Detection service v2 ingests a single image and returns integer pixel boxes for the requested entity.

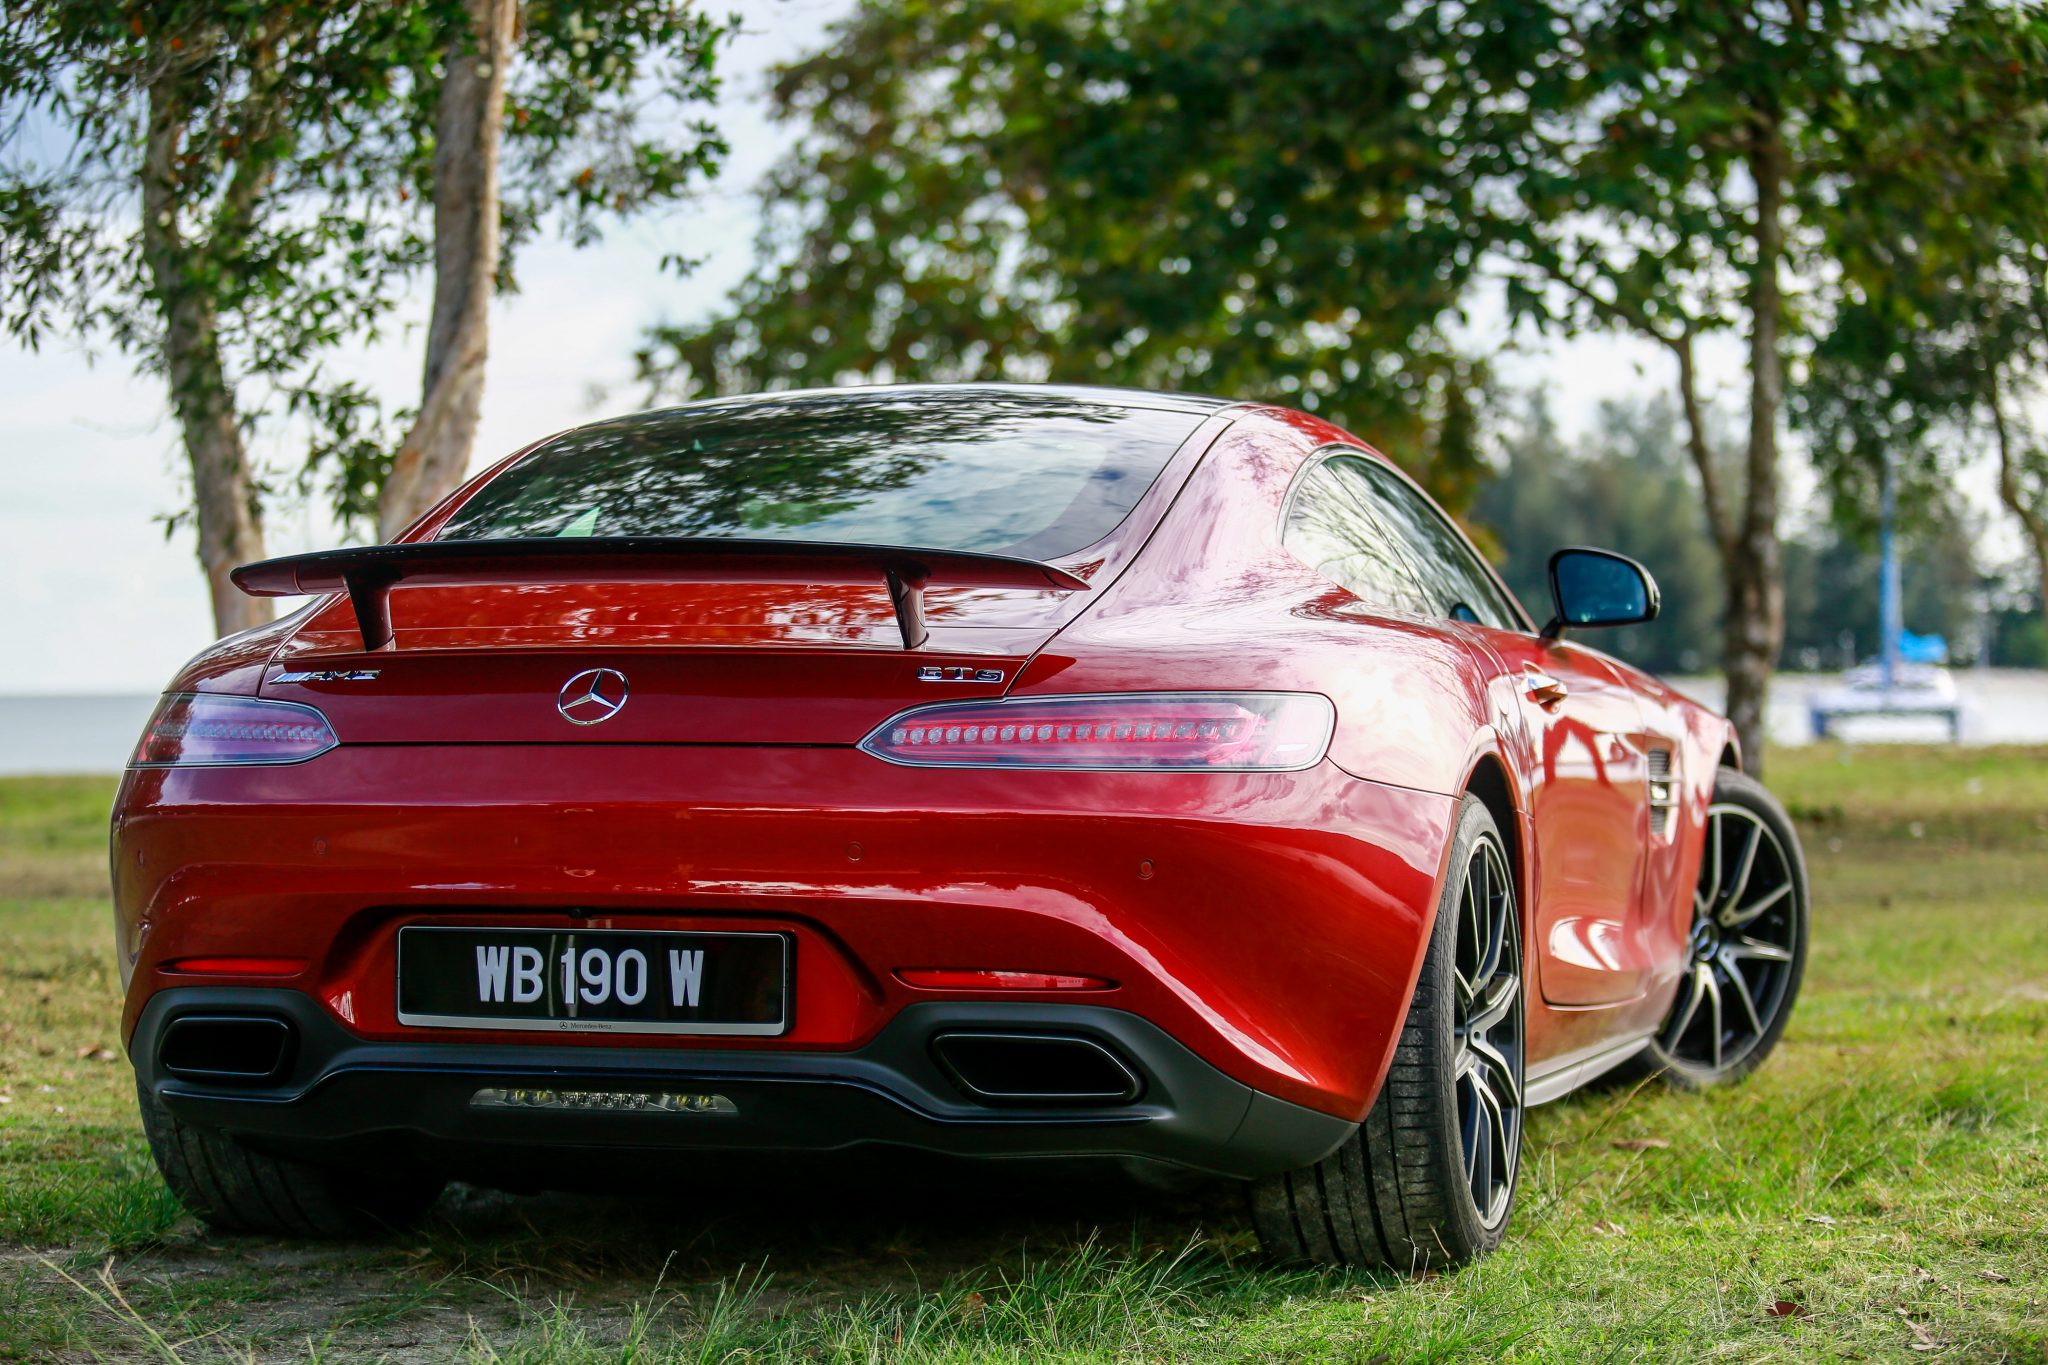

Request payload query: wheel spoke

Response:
[1470,853,1497,985]
[1722,877,1792,929]
[1481,1078,1513,1190]
[1663,962,1707,1050]
[1462,1083,1485,1187]
[1495,844,1520,971]
[1698,812,1724,916]
[1456,873,1482,1007]
[1467,971,1519,1039]
[1720,818,1763,918]
[1727,934,1793,964]
[1717,953,1765,1037]
[1470,1032,1522,1107]
[1474,1076,1507,1211]
[1703,966,1725,1071]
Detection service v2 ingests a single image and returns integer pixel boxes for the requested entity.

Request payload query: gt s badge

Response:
[270,669,381,684]
[918,666,1005,684]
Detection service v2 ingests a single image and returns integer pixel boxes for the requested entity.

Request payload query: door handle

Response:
[1523,669,1569,706]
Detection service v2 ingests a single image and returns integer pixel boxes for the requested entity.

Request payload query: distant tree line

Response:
[1476,398,2047,678]
[643,0,2048,773]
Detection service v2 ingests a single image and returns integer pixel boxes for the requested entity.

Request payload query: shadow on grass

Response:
[407,1151,1258,1297]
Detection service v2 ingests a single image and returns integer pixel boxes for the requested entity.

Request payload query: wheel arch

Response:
[1458,749,1540,929]
[1461,750,1525,910]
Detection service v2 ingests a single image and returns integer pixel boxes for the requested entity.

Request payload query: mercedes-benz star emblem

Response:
[557,668,630,726]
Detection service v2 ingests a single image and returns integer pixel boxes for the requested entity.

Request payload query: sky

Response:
[0,1,1961,698]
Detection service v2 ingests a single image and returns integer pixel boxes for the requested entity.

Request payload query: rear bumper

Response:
[113,744,1456,1121]
[133,988,1355,1181]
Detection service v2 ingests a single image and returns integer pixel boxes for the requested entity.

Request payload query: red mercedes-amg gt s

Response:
[113,384,1807,1267]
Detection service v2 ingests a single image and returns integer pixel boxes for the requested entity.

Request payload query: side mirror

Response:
[1541,547,1659,640]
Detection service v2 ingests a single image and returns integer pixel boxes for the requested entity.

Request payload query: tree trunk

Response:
[378,0,516,540]
[1989,375,2048,634]
[1724,133,1790,775]
[142,68,270,638]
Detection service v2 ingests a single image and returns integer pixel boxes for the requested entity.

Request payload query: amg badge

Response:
[917,665,1005,684]
[269,669,381,684]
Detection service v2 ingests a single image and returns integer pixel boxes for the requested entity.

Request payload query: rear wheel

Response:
[139,1082,443,1237]
[1250,795,1524,1269]
[1621,767,1807,1088]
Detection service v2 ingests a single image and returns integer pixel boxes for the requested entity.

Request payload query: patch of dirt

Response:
[4,1157,1251,1362]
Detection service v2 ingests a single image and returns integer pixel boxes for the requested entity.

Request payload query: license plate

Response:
[396,926,789,1036]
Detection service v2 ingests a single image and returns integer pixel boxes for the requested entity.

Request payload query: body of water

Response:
[0,694,157,776]
[3,672,2046,775]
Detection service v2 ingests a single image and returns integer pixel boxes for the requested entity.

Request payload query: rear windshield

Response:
[437,390,1209,559]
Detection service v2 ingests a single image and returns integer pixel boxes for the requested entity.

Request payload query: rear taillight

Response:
[859,692,1334,771]
[132,693,338,767]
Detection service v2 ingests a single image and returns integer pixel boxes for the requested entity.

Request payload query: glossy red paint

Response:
[115,746,1450,1116]
[114,385,1736,1136]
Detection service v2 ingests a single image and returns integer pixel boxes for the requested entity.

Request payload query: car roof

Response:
[551,383,1241,444]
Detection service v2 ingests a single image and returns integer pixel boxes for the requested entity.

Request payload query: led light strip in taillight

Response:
[132,693,339,767]
[859,692,1335,771]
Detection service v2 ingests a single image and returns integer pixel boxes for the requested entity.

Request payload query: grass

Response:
[1,748,2044,1362]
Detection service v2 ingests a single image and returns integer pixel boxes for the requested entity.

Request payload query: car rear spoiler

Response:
[231,537,1092,651]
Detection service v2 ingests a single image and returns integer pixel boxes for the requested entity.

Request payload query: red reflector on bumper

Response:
[164,957,307,977]
[896,968,1114,991]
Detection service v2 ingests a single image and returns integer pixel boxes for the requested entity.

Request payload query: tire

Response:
[1249,794,1524,1270]
[1614,766,1808,1090]
[138,1082,443,1237]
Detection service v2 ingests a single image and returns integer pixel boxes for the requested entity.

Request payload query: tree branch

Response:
[1673,326,1737,562]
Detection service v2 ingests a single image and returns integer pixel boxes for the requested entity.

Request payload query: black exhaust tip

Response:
[931,1031,1143,1106]
[159,1015,296,1085]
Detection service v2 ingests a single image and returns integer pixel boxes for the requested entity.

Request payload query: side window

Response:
[1345,459,1524,632]
[1283,458,1432,615]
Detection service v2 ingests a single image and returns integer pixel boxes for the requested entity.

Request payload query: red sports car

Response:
[114,384,1807,1267]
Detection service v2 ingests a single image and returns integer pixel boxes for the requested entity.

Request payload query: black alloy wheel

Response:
[1453,833,1523,1230]
[1625,767,1808,1088]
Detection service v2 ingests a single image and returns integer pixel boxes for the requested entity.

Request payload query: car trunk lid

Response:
[252,543,1083,745]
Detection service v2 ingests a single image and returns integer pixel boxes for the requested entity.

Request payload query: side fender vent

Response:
[1646,748,1677,839]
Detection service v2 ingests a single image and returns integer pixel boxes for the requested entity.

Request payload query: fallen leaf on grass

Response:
[1612,1137,1670,1151]
[1897,1308,1942,1352]
[1767,1301,1811,1319]
[1801,1214,1839,1226]
[1977,1269,2010,1284]
[75,1044,116,1062]
[1909,1266,1936,1284]
[1591,1220,1626,1236]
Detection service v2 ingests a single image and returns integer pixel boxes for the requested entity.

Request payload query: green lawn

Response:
[2,748,2044,1362]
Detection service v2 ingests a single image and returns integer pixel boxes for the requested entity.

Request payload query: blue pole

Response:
[1879,450,1902,689]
